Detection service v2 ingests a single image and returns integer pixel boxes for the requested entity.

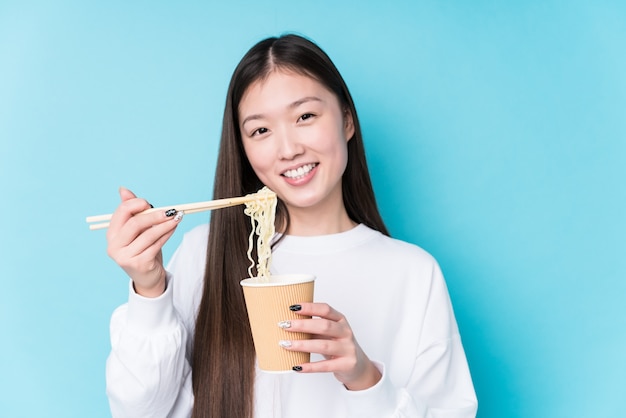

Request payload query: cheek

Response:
[323,130,350,161]
[313,120,348,152]
[243,142,273,177]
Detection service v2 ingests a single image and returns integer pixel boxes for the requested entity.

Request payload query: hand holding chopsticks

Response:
[86,195,255,230]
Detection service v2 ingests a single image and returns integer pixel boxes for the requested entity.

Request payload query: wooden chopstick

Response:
[86,195,254,230]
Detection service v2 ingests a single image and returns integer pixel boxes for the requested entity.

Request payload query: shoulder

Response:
[366,226,438,268]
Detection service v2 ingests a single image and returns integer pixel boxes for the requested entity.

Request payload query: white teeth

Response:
[283,163,316,179]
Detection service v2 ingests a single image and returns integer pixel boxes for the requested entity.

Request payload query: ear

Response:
[343,108,355,142]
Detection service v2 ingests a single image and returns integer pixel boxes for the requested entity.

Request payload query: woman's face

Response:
[239,70,354,222]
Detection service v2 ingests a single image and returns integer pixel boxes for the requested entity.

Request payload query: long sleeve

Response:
[341,259,477,418]
[105,225,208,418]
[106,278,193,417]
[341,340,477,417]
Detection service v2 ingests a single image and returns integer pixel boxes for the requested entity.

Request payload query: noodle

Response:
[243,186,277,280]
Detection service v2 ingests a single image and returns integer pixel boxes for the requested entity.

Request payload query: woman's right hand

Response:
[106,187,182,297]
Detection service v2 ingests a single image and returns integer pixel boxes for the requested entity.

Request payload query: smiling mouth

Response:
[282,163,318,180]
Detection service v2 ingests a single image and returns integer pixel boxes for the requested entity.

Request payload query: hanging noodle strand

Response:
[243,186,277,281]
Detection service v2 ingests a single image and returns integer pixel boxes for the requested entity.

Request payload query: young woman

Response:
[105,34,477,417]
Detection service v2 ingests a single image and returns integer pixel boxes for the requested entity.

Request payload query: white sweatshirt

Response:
[106,223,477,417]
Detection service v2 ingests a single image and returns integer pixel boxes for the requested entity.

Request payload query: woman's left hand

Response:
[280,302,382,391]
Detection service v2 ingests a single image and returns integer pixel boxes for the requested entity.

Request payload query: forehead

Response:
[239,70,337,115]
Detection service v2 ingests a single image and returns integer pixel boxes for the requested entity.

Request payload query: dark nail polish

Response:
[289,304,302,312]
[165,209,177,217]
[292,366,303,372]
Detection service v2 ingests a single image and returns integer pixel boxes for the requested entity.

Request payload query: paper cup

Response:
[240,274,315,372]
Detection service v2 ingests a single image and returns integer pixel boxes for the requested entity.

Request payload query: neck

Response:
[283,204,356,236]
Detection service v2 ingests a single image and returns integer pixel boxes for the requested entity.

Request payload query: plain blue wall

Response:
[1,1,624,417]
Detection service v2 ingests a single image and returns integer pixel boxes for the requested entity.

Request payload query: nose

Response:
[276,127,304,160]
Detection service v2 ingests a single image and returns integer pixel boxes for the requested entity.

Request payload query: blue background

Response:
[1,1,624,417]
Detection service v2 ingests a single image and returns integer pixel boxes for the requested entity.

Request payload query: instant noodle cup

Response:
[240,274,315,372]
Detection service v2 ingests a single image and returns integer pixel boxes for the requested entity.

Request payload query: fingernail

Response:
[165,209,177,217]
[173,210,184,222]
[278,340,292,348]
[289,304,302,312]
[292,366,303,372]
[278,320,291,329]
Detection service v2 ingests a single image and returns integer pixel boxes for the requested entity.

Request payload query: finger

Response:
[111,210,182,261]
[117,226,178,278]
[290,303,346,322]
[122,217,180,260]
[118,187,155,209]
[280,338,347,359]
[111,208,178,248]
[282,317,346,339]
[145,226,177,260]
[107,190,153,238]
[290,358,345,374]
[119,186,137,201]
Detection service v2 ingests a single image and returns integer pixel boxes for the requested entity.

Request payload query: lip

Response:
[280,162,318,186]
[280,162,317,174]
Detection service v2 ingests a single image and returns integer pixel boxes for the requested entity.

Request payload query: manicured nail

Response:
[173,210,184,222]
[278,320,291,329]
[292,366,303,372]
[289,304,302,312]
[278,340,292,348]
[165,209,177,217]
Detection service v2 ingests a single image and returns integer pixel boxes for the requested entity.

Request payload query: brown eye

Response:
[252,127,269,136]
[299,113,314,121]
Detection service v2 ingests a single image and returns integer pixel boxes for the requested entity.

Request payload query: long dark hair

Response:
[192,33,389,418]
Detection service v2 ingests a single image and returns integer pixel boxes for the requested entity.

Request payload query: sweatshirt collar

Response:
[273,224,379,255]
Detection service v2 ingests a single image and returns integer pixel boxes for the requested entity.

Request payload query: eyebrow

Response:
[241,96,323,127]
